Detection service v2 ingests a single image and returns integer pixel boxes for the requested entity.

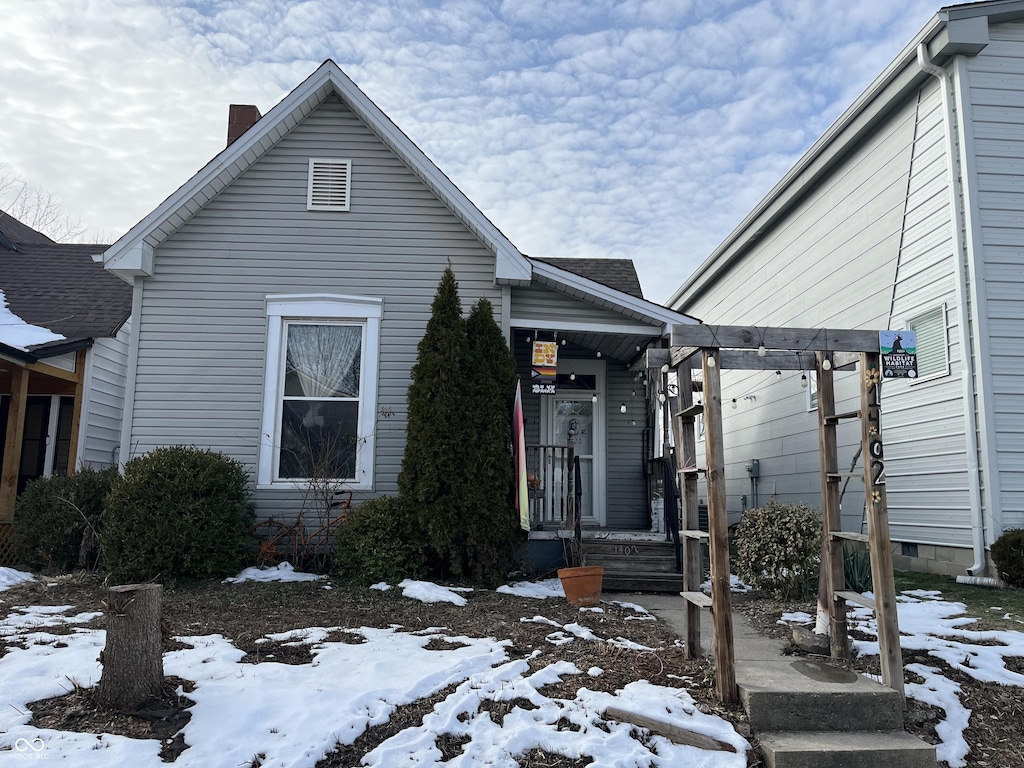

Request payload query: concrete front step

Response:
[737,658,904,732]
[758,730,937,768]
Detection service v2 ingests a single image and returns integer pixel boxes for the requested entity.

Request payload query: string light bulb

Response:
[658,392,666,404]
[800,373,809,389]
[561,338,566,345]
[775,370,782,382]
[757,344,766,357]
[706,355,716,368]
[591,394,598,404]
[596,351,602,358]
[661,363,670,374]
[569,371,576,381]
[822,357,832,371]
[731,398,738,410]
[620,403,627,414]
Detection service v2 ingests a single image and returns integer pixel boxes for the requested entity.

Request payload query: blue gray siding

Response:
[128,95,505,516]
[79,319,130,469]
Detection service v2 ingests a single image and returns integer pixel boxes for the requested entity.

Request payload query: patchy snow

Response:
[497,578,564,599]
[398,579,473,606]
[0,576,750,768]
[0,567,34,591]
[779,588,1024,768]
[0,289,65,350]
[222,562,325,584]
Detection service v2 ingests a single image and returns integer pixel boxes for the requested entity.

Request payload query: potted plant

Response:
[556,450,603,606]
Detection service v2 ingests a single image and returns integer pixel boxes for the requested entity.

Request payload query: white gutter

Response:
[916,44,987,576]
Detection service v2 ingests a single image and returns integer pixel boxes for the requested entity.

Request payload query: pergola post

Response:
[861,351,904,699]
[702,348,736,704]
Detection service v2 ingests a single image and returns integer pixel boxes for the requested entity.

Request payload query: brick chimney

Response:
[227,104,262,146]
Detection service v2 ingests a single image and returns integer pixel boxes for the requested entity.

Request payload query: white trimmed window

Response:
[907,305,949,380]
[307,159,351,211]
[259,295,381,489]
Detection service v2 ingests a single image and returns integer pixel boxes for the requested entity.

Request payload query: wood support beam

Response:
[861,351,904,702]
[1,367,29,524]
[671,324,879,353]
[702,348,736,703]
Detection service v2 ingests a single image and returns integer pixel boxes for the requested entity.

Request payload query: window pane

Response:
[279,400,359,480]
[284,324,361,398]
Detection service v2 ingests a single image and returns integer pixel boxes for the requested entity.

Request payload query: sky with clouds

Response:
[1,0,970,302]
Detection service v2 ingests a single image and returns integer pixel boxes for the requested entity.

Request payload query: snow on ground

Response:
[222,562,325,583]
[0,568,749,767]
[779,589,1024,768]
[0,567,34,591]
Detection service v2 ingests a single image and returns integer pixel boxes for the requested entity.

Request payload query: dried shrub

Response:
[734,500,821,599]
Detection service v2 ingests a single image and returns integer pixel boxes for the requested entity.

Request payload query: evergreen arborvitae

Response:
[462,298,525,586]
[398,266,469,577]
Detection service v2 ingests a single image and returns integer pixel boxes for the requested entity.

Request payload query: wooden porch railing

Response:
[525,444,572,527]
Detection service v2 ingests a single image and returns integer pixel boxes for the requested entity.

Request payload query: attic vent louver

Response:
[307,159,351,211]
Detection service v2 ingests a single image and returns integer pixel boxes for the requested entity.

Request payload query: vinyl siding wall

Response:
[128,95,505,518]
[679,94,921,532]
[79,319,130,469]
[885,82,973,548]
[967,22,1024,535]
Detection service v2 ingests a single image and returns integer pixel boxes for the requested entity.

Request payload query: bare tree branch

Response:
[0,164,87,243]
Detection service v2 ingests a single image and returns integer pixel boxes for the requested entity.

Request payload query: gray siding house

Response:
[668,0,1024,578]
[101,61,694,557]
[1,214,132,551]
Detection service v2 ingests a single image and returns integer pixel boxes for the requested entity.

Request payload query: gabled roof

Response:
[528,257,698,330]
[533,257,644,299]
[0,214,130,356]
[669,0,1024,309]
[0,209,56,250]
[102,59,533,285]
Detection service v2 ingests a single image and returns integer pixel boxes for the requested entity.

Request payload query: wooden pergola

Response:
[652,325,904,705]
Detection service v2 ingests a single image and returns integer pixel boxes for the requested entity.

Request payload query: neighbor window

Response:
[259,295,381,489]
[907,305,949,380]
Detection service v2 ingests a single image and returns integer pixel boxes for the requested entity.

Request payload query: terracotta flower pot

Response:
[557,565,604,607]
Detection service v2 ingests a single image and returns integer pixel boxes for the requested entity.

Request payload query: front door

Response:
[543,359,606,525]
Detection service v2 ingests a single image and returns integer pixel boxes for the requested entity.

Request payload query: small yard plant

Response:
[101,446,253,582]
[733,500,821,599]
[335,496,427,585]
[13,466,117,572]
[991,527,1024,587]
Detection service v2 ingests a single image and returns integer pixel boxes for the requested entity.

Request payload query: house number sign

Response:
[866,368,885,487]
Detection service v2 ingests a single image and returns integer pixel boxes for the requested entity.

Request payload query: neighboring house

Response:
[668,0,1024,578]
[100,61,695,565]
[0,213,132,554]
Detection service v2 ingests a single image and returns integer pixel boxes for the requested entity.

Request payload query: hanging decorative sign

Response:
[531,340,557,394]
[879,330,918,379]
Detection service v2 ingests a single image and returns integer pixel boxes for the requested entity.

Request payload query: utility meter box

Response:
[745,459,760,478]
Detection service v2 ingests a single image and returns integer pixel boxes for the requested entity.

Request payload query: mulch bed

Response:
[3,573,1020,766]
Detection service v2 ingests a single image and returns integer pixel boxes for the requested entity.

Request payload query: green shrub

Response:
[13,466,117,572]
[734,500,821,599]
[101,446,253,582]
[843,544,873,593]
[335,496,428,586]
[991,528,1024,587]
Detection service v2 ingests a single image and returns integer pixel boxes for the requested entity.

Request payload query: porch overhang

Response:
[510,317,665,362]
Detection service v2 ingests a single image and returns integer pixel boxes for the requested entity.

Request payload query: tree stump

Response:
[97,583,165,711]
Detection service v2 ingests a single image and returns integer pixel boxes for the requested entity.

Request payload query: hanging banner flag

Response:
[513,379,530,531]
[531,340,557,394]
[879,330,919,379]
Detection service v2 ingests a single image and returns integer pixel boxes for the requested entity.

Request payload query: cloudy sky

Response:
[2,0,964,302]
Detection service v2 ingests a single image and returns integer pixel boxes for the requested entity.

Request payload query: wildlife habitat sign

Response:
[879,330,918,379]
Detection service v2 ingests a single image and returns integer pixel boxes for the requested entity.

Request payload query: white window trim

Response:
[307,158,352,211]
[903,304,950,384]
[806,371,817,413]
[258,294,382,490]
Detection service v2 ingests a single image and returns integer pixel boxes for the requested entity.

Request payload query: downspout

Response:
[917,45,987,576]
[118,278,144,471]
